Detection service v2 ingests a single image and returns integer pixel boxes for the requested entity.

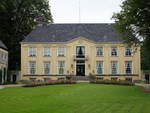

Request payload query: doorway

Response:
[76,60,85,76]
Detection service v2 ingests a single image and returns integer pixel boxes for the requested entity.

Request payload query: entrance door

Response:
[145,74,150,84]
[76,60,85,76]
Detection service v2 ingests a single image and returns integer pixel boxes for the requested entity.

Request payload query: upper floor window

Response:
[96,61,103,75]
[125,61,132,74]
[44,47,51,56]
[111,47,117,56]
[125,47,132,56]
[57,61,65,75]
[58,47,65,56]
[44,61,51,74]
[76,46,85,57]
[29,61,36,74]
[29,47,36,57]
[111,61,118,74]
[96,47,103,56]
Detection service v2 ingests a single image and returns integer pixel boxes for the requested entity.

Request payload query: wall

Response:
[21,37,141,81]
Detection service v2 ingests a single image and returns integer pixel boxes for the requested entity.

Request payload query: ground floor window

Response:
[97,77,103,80]
[29,78,36,82]
[44,78,51,82]
[44,61,51,74]
[125,78,132,82]
[111,77,118,81]
[125,61,132,74]
[57,61,65,75]
[96,61,103,75]
[111,61,118,74]
[29,61,36,74]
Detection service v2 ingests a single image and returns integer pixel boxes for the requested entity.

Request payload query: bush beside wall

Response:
[90,80,134,86]
[23,80,77,87]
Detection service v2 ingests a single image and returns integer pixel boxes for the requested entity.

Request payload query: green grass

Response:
[0,83,150,113]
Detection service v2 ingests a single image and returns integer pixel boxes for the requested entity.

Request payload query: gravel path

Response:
[0,84,24,90]
[135,83,150,92]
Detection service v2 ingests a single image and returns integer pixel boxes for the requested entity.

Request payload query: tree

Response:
[0,0,53,70]
[112,0,150,70]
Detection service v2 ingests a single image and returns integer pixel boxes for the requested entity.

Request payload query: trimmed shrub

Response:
[23,80,77,87]
[90,80,134,86]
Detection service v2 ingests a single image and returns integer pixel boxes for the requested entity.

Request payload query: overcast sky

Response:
[50,0,123,23]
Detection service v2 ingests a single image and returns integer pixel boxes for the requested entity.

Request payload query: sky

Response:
[50,0,123,23]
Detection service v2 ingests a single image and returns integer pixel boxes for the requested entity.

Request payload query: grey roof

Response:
[22,23,123,43]
[0,40,7,50]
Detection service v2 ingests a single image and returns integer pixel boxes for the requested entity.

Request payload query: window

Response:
[29,61,36,74]
[58,61,65,75]
[76,46,85,57]
[125,47,132,56]
[44,47,50,56]
[97,77,103,80]
[111,61,118,74]
[58,47,65,56]
[29,78,36,82]
[44,61,51,74]
[96,47,103,56]
[29,47,36,57]
[44,78,51,82]
[125,78,132,82]
[111,77,118,81]
[125,61,132,74]
[96,61,103,75]
[111,47,117,56]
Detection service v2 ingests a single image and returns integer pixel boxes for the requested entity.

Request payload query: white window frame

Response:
[28,47,37,57]
[111,46,118,56]
[96,47,103,56]
[43,47,51,57]
[57,47,65,57]
[96,61,103,75]
[28,61,36,75]
[125,61,132,74]
[111,61,118,74]
[125,47,132,56]
[57,61,65,75]
[43,61,51,74]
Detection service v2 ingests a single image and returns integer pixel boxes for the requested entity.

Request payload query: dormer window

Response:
[111,47,117,56]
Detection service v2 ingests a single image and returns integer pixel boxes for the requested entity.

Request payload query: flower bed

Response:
[23,80,77,87]
[90,80,134,86]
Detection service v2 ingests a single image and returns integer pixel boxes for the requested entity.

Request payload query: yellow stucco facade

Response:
[21,37,141,81]
[0,48,8,83]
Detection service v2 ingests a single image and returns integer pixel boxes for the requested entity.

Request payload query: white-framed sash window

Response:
[29,61,36,74]
[29,47,36,57]
[125,47,132,56]
[111,46,117,56]
[57,61,65,75]
[44,47,51,56]
[96,47,103,56]
[111,61,118,74]
[96,61,103,75]
[58,47,65,56]
[44,61,51,74]
[125,61,132,74]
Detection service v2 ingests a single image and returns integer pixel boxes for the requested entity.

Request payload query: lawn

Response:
[0,83,150,113]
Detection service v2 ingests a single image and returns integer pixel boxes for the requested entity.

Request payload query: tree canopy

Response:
[112,0,150,70]
[0,0,53,70]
